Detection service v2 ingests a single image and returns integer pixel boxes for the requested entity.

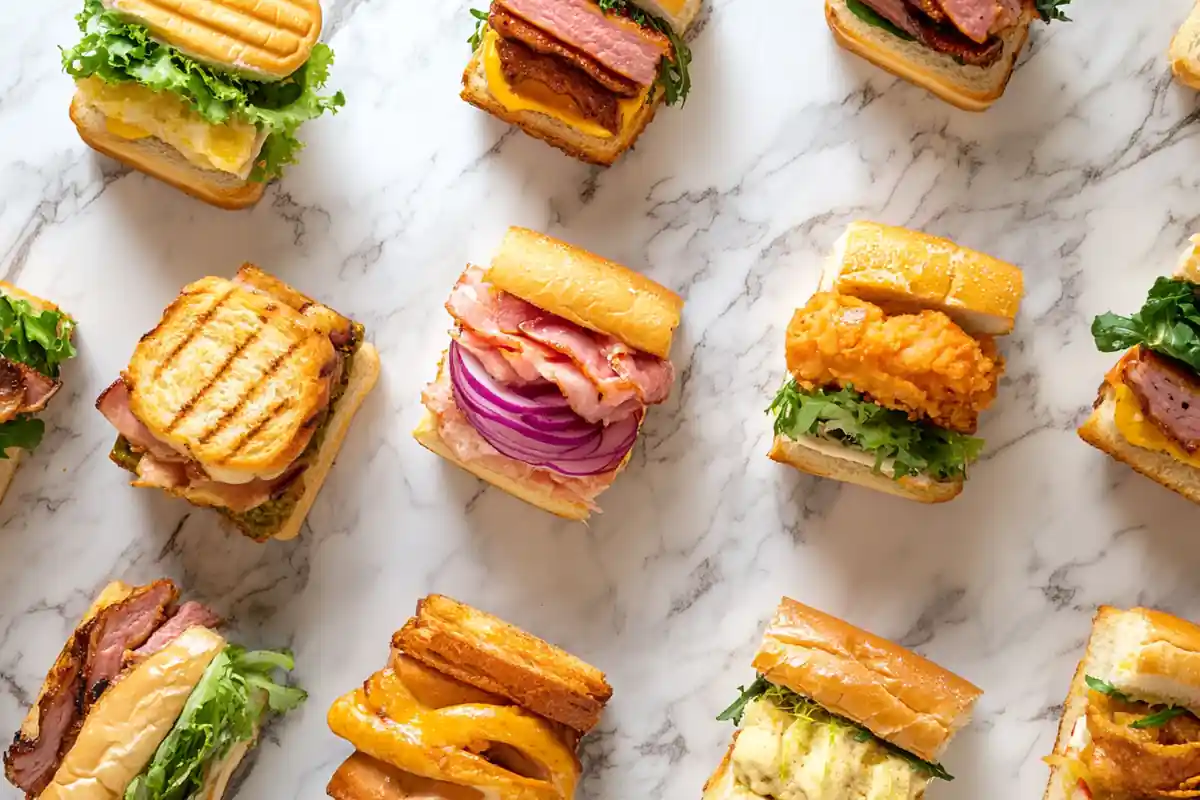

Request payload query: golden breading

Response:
[125,276,336,483]
[785,293,1001,434]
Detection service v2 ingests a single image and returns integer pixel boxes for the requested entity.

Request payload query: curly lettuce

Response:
[62,0,344,181]
[769,379,983,481]
[0,293,75,379]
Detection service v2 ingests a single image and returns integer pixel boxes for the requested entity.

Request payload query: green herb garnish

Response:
[1084,676,1132,703]
[1092,277,1200,371]
[468,8,490,52]
[845,0,915,41]
[1085,675,1192,730]
[1035,0,1072,22]
[596,0,692,106]
[715,675,769,725]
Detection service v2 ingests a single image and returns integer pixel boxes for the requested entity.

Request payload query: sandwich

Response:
[1080,235,1200,505]
[96,264,380,541]
[768,220,1024,503]
[326,593,612,800]
[3,578,304,799]
[825,0,1072,112]
[62,0,345,210]
[415,226,682,520]
[1043,606,1200,799]
[0,283,76,504]
[461,0,696,165]
[1172,2,1200,89]
[707,597,982,799]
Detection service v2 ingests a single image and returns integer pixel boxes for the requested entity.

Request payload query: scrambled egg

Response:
[76,77,263,177]
[731,698,928,800]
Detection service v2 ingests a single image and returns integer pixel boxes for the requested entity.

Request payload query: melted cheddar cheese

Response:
[481,29,650,140]
[1111,381,1200,467]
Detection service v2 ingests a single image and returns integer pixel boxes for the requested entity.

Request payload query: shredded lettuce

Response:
[124,646,306,800]
[62,0,345,181]
[0,293,75,379]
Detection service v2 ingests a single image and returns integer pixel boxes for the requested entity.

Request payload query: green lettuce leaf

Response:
[124,645,306,800]
[0,418,45,458]
[845,0,915,41]
[768,379,984,481]
[1091,278,1200,371]
[0,293,76,379]
[1035,0,1072,22]
[62,0,345,181]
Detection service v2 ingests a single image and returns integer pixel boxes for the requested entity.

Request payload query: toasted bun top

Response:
[0,282,62,315]
[40,627,226,800]
[820,221,1024,337]
[126,275,337,484]
[1085,605,1200,714]
[100,0,322,81]
[486,227,683,360]
[750,597,982,763]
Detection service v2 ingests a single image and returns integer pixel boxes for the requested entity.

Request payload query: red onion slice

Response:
[449,343,570,413]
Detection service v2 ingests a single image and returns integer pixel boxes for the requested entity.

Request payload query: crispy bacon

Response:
[0,357,61,423]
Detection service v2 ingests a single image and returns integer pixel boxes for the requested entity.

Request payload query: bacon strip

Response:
[0,357,61,423]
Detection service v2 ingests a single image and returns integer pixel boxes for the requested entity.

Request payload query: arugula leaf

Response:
[0,418,45,457]
[0,294,75,379]
[1085,675,1132,703]
[1131,706,1188,729]
[596,0,692,106]
[1035,0,1072,22]
[468,8,490,52]
[62,0,344,181]
[845,0,916,41]
[716,675,769,724]
[1091,278,1200,371]
[768,379,984,481]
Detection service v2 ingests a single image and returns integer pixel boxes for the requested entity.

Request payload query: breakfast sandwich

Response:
[96,265,380,541]
[62,0,345,209]
[4,578,304,800]
[415,226,682,520]
[0,283,76,504]
[461,0,696,165]
[768,220,1024,503]
[708,597,982,799]
[825,0,1072,111]
[1043,606,1200,799]
[326,593,613,800]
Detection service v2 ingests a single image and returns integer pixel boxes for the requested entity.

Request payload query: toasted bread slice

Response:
[700,741,738,800]
[327,752,491,800]
[1171,2,1200,90]
[394,595,612,733]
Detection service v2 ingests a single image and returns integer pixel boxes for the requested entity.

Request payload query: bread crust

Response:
[700,740,737,800]
[327,752,488,800]
[70,95,266,211]
[0,451,20,509]
[825,0,1032,112]
[751,597,982,763]
[394,594,612,734]
[1172,2,1200,90]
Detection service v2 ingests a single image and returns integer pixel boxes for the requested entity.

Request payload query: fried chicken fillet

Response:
[785,293,1002,433]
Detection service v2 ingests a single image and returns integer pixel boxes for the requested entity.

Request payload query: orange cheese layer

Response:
[1111,381,1200,467]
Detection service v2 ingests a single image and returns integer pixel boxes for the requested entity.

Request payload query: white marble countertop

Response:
[2,0,1198,797]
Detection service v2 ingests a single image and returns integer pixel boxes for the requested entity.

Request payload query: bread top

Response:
[100,0,322,81]
[393,594,613,733]
[821,221,1023,337]
[125,275,337,484]
[486,227,682,360]
[0,281,62,314]
[1086,605,1200,714]
[750,597,982,763]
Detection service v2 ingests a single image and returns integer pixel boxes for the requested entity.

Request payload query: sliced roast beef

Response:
[133,602,223,660]
[935,0,998,42]
[83,580,178,705]
[912,15,1005,66]
[3,637,86,796]
[496,37,622,133]
[859,0,922,35]
[0,356,61,423]
[1124,348,1200,454]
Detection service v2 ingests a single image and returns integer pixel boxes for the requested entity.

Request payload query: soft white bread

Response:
[631,0,699,33]
[700,742,740,800]
[70,95,266,211]
[488,227,683,359]
[40,626,227,800]
[825,0,1034,112]
[751,597,982,763]
[1171,2,1200,90]
[1174,233,1200,281]
[819,221,1024,337]
[767,434,963,504]
[197,736,254,800]
[327,752,489,799]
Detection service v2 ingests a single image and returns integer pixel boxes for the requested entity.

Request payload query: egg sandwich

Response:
[3,578,304,799]
[825,0,1071,111]
[415,226,682,520]
[62,0,344,209]
[708,597,982,799]
[768,220,1024,503]
[1043,606,1200,799]
[96,265,380,541]
[461,0,697,165]
[326,593,612,800]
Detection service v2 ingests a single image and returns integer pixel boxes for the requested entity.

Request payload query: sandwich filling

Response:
[0,288,75,460]
[63,0,344,181]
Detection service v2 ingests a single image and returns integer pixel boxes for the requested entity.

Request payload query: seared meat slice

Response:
[907,0,947,22]
[858,0,921,35]
[0,356,61,423]
[1124,348,1200,454]
[912,18,1005,67]
[132,601,223,660]
[83,580,178,705]
[495,37,622,134]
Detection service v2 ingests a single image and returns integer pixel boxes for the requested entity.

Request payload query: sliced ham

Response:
[936,0,998,43]
[133,452,303,513]
[3,652,83,796]
[133,602,222,659]
[0,356,62,423]
[860,0,922,35]
[83,580,178,705]
[96,379,184,462]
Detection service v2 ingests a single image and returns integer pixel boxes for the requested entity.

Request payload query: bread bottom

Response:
[824,0,1031,112]
[767,434,963,503]
[69,93,266,210]
[0,448,20,507]
[327,752,486,800]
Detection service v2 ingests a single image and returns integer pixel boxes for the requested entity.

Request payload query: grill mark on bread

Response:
[152,287,235,381]
[210,336,310,462]
[177,326,265,440]
[223,397,295,463]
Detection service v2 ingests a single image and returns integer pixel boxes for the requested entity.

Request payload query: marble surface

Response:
[2,0,1200,797]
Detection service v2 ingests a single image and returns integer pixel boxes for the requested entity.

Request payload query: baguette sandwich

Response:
[326,594,613,800]
[461,0,696,165]
[1081,235,1200,505]
[416,226,682,520]
[768,220,1024,503]
[96,264,380,541]
[708,597,982,799]
[1043,606,1200,799]
[825,0,1072,111]
[0,283,76,505]
[1171,2,1200,89]
[62,0,345,209]
[3,578,304,799]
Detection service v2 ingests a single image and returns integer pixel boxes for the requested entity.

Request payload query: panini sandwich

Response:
[97,265,380,541]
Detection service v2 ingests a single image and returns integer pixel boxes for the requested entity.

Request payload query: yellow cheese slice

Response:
[104,118,152,140]
[1112,382,1200,467]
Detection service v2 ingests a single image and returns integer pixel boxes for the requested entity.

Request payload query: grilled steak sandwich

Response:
[462,0,696,165]
[62,0,344,209]
[825,0,1072,111]
[97,265,380,541]
[708,597,982,800]
[3,579,304,800]
[326,594,612,800]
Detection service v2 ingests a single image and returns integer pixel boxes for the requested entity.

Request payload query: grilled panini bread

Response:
[825,0,1034,112]
[1172,1,1200,90]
